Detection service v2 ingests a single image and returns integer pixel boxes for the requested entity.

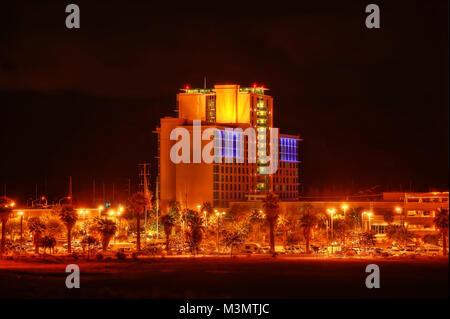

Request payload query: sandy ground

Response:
[0,255,448,299]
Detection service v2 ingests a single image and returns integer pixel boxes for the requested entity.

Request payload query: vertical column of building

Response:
[256,95,270,192]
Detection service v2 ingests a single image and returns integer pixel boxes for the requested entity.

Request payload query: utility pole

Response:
[128,178,131,199]
[93,179,96,205]
[139,163,151,228]
[156,176,159,239]
[35,183,38,200]
[68,176,73,204]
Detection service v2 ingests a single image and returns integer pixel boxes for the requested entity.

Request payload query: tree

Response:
[45,219,64,238]
[161,213,175,251]
[41,236,56,255]
[93,217,117,251]
[0,197,14,254]
[27,217,46,254]
[386,226,413,246]
[58,205,78,254]
[298,204,319,253]
[222,229,245,257]
[262,193,279,253]
[348,207,364,230]
[359,231,376,249]
[434,209,449,256]
[249,209,265,243]
[185,211,204,255]
[81,235,98,258]
[130,192,150,251]
[201,201,213,220]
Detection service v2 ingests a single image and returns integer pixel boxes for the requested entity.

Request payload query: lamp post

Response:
[327,208,335,253]
[58,196,71,205]
[98,205,104,218]
[18,211,24,251]
[362,211,373,232]
[342,204,348,247]
[216,211,226,254]
[216,212,220,253]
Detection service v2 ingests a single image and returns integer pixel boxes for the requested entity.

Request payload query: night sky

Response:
[1,1,448,205]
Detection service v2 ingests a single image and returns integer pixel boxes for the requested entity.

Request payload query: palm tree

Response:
[27,217,46,254]
[94,217,117,251]
[41,236,56,255]
[0,197,14,254]
[434,209,449,256]
[161,213,175,251]
[262,193,279,253]
[130,192,150,251]
[186,211,204,255]
[298,204,319,253]
[58,205,78,254]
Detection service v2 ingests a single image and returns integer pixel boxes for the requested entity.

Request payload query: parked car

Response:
[239,243,261,254]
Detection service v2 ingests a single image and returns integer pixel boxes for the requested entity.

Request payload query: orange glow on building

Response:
[155,83,301,211]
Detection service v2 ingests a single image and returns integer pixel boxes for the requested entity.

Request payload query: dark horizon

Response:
[1,1,448,205]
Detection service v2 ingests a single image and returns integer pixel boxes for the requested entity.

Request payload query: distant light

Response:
[185,84,190,90]
[41,196,45,201]
[10,201,15,207]
[18,211,24,216]
[252,83,257,88]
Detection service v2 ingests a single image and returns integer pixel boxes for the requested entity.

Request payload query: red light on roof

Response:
[260,84,264,88]
[252,83,257,88]
[184,84,190,90]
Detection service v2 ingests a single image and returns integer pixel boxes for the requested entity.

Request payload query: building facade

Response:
[155,84,302,211]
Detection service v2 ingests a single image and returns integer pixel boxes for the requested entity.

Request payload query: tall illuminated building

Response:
[155,84,302,211]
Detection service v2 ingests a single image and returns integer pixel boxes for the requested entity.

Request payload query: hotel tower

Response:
[155,84,302,211]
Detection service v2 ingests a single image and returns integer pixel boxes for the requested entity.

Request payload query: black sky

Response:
[1,0,448,205]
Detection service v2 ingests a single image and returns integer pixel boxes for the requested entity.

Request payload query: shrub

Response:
[116,252,127,260]
[95,253,104,260]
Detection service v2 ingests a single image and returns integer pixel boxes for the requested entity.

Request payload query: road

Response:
[0,255,448,298]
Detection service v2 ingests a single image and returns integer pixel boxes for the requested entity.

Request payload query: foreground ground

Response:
[0,255,448,299]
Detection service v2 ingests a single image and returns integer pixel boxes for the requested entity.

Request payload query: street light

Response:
[327,208,335,253]
[17,211,24,251]
[341,204,348,246]
[203,210,207,229]
[367,212,373,231]
[216,212,220,253]
[197,205,201,212]
[215,212,226,254]
[58,196,71,205]
[362,211,373,232]
[98,205,104,217]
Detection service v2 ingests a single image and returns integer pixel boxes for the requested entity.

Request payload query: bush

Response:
[115,252,127,260]
[95,253,104,260]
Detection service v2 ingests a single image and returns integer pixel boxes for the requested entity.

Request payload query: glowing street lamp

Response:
[341,204,348,246]
[17,211,24,250]
[367,212,373,231]
[327,208,336,251]
[98,205,104,217]
[197,205,201,212]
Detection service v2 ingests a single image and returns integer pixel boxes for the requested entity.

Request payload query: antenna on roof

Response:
[204,76,207,89]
